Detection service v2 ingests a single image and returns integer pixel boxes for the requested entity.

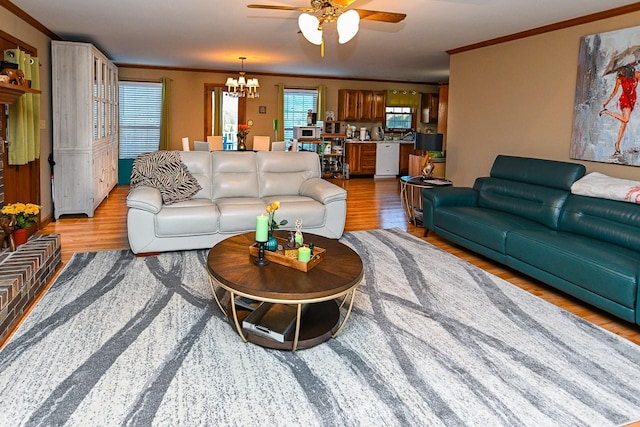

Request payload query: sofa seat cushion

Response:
[216,198,267,232]
[262,196,326,227]
[155,199,219,237]
[435,206,549,253]
[507,230,639,309]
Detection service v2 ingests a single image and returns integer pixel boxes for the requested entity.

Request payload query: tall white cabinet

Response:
[52,41,118,219]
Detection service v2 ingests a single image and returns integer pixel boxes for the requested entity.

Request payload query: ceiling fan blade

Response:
[247,4,311,12]
[355,9,407,23]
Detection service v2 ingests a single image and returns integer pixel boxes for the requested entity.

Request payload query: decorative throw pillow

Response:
[131,151,202,204]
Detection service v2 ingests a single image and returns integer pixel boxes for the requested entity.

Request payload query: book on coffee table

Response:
[242,303,307,343]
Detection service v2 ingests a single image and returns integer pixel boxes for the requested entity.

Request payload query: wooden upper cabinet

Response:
[420,93,439,124]
[371,91,386,121]
[359,90,374,121]
[338,89,387,122]
[339,89,360,121]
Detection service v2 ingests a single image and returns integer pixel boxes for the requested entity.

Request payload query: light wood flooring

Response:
[5,177,640,348]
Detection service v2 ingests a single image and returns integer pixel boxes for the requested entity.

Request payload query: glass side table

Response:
[400,176,452,226]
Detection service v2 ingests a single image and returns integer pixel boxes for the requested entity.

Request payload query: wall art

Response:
[571,25,640,166]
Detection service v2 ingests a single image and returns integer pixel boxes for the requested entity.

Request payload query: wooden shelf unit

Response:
[0,82,40,104]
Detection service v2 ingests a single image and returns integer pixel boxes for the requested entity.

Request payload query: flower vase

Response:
[13,228,29,246]
[238,136,247,151]
[265,231,278,252]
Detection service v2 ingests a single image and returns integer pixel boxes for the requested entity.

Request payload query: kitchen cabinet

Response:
[371,91,386,122]
[52,41,119,219]
[338,90,386,122]
[420,93,439,124]
[399,142,416,176]
[345,142,376,176]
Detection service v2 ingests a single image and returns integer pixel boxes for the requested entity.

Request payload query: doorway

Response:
[0,30,40,209]
[205,84,246,149]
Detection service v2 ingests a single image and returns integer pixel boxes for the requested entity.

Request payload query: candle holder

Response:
[253,241,270,267]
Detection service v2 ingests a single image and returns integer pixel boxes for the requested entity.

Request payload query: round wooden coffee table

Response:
[207,231,363,351]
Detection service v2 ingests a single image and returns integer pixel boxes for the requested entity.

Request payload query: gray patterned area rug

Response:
[2,229,640,426]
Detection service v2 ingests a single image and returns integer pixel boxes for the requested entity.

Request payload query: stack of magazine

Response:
[238,297,307,343]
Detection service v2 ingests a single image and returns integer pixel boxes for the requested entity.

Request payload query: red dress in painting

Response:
[618,76,638,110]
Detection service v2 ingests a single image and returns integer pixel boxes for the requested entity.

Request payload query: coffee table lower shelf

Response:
[229,300,340,351]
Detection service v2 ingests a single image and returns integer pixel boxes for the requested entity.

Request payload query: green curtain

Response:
[159,77,171,151]
[4,49,40,164]
[276,83,284,141]
[316,84,326,123]
[386,89,420,108]
[212,86,223,136]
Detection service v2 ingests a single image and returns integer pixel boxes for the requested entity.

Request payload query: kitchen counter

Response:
[344,139,414,144]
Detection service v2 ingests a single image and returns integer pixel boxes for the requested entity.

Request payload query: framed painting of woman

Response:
[571,25,640,166]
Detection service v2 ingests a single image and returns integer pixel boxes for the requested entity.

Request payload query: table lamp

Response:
[415,133,443,179]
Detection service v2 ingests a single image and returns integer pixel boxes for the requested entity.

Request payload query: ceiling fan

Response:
[247,1,406,55]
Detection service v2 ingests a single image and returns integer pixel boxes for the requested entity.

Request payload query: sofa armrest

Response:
[422,187,479,207]
[126,186,163,214]
[422,187,479,231]
[299,178,347,204]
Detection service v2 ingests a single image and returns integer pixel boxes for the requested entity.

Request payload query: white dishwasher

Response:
[375,142,400,178]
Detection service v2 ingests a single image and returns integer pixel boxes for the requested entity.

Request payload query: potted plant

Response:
[237,123,251,151]
[1,202,40,246]
[264,201,288,251]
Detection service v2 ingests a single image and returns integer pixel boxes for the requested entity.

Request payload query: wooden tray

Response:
[249,237,325,272]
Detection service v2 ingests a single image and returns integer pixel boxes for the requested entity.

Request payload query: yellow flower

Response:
[1,202,40,229]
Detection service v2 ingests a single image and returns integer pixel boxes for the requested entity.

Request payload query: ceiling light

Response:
[225,57,260,98]
[337,9,360,44]
[298,13,323,45]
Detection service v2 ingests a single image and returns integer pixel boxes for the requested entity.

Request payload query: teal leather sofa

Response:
[422,155,640,325]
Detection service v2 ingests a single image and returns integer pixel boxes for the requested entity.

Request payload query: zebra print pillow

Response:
[130,151,202,204]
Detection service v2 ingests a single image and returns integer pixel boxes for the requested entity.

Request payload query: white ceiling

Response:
[9,0,640,83]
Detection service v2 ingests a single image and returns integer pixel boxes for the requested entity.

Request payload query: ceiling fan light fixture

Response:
[298,13,323,45]
[337,9,359,44]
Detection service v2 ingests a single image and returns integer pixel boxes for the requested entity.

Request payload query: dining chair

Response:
[253,135,271,151]
[271,141,286,151]
[207,135,224,151]
[194,141,210,151]
[181,137,190,151]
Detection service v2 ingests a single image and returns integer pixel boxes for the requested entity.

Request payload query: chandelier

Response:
[225,57,260,98]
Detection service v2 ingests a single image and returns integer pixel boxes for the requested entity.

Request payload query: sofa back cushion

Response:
[474,178,572,229]
[473,156,586,229]
[257,151,321,197]
[211,152,259,199]
[178,151,211,199]
[490,155,586,191]
[560,194,640,253]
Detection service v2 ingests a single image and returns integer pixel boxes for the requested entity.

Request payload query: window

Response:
[284,88,318,141]
[385,106,413,130]
[119,81,162,159]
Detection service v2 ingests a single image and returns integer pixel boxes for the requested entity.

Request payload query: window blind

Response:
[119,81,162,159]
[284,88,318,141]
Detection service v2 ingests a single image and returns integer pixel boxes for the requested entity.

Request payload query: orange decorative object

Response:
[13,228,28,246]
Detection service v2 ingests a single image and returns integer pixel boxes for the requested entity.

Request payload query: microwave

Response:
[293,126,321,139]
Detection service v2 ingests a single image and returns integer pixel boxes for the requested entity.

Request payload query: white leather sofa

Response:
[126,151,347,254]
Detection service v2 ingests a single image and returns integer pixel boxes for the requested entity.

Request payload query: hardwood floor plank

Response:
[3,177,639,349]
